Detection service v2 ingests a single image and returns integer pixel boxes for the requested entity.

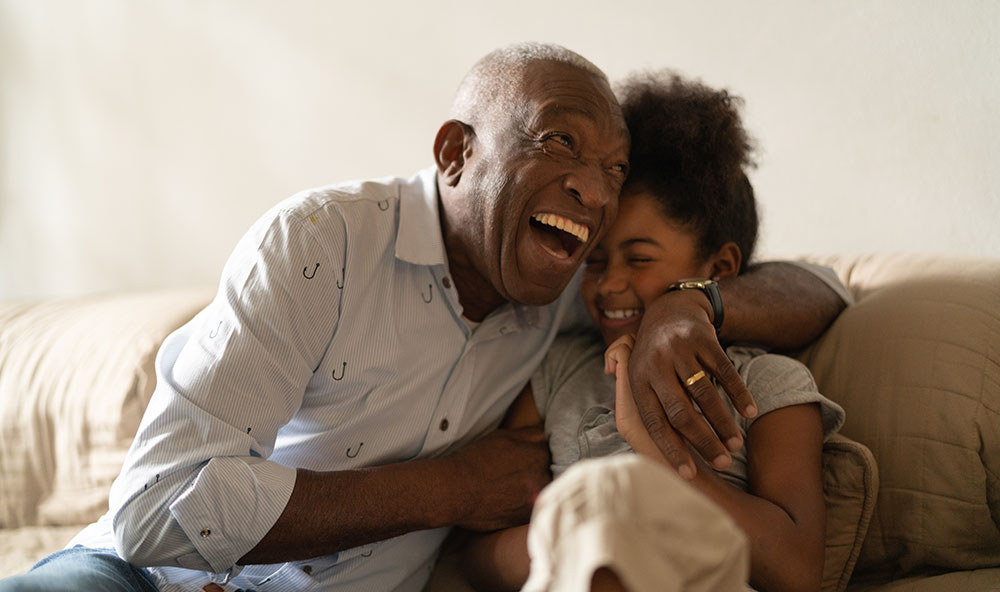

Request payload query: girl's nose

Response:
[597,266,628,296]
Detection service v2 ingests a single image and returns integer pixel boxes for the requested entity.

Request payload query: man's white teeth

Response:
[532,213,589,243]
[603,308,641,320]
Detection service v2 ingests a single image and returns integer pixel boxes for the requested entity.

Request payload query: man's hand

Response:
[627,290,757,478]
[445,425,551,531]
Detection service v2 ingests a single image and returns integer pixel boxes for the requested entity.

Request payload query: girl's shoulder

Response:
[725,346,845,439]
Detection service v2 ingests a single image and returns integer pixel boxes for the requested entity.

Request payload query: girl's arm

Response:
[462,384,541,591]
[607,337,826,592]
[688,406,825,592]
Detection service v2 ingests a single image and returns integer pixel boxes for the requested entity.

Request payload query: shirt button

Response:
[439,418,449,431]
[200,528,211,537]
[302,565,313,575]
[442,277,452,289]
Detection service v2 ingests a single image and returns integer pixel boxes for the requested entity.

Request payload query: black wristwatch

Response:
[666,278,724,333]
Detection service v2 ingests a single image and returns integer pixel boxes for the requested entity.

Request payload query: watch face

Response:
[669,279,723,330]
[674,279,715,290]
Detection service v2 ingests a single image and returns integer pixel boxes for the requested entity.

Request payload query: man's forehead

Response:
[521,62,613,105]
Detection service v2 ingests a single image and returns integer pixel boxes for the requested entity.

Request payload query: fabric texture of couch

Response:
[0,254,997,590]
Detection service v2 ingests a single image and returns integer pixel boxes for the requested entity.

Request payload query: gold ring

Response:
[684,370,707,387]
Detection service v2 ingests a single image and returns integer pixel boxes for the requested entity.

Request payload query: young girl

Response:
[464,71,845,592]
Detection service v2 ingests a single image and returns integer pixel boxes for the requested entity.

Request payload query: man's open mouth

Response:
[529,213,589,259]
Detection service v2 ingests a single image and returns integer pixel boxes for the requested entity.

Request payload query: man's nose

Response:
[563,162,613,209]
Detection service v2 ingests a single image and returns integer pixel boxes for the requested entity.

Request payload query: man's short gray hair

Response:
[451,42,609,127]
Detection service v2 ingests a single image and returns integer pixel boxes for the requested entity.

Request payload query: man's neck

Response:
[437,188,505,323]
[448,259,505,323]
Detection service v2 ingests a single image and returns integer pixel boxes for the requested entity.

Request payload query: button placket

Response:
[429,267,471,338]
[419,344,475,456]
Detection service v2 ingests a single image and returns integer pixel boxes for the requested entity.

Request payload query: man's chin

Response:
[503,274,571,307]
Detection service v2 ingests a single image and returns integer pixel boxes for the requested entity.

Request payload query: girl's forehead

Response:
[616,191,674,228]
[600,191,697,249]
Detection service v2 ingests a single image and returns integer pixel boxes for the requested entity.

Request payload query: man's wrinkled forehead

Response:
[520,61,614,106]
[520,63,627,133]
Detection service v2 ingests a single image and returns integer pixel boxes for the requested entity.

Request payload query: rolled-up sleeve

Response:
[110,201,345,573]
[786,260,854,306]
[168,457,297,573]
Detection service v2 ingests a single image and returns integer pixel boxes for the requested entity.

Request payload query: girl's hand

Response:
[605,335,664,463]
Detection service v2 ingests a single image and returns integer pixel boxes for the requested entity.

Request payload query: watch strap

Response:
[666,278,724,332]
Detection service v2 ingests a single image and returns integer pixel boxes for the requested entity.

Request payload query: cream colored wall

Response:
[1,0,998,299]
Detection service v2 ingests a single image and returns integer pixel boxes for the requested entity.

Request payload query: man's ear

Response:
[434,120,474,188]
[709,242,742,280]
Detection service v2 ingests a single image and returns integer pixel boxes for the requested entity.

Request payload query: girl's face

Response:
[581,189,714,345]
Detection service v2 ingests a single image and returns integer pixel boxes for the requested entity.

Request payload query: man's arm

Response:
[458,385,543,591]
[113,210,338,571]
[626,261,847,475]
[718,261,847,349]
[240,426,549,564]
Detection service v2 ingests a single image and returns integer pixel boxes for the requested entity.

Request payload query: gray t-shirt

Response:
[530,331,845,486]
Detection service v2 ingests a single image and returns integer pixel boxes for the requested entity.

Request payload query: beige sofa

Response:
[1,254,998,590]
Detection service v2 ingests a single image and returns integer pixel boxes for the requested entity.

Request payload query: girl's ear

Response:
[709,242,742,280]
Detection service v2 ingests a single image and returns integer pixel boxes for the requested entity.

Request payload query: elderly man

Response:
[0,43,844,592]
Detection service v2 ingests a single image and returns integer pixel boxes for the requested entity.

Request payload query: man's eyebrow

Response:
[530,105,630,150]
[531,103,603,126]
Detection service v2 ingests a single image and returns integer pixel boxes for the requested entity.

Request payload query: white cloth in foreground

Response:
[523,455,750,592]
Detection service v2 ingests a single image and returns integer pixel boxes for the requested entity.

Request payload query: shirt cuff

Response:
[786,260,855,306]
[169,456,297,574]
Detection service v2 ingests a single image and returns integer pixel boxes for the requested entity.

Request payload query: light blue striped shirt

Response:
[71,167,584,592]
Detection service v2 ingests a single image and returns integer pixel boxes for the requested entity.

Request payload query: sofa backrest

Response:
[0,289,212,528]
[799,254,1000,580]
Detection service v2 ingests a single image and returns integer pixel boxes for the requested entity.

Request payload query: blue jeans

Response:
[0,546,158,592]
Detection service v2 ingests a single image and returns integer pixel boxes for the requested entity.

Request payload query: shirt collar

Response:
[395,166,448,267]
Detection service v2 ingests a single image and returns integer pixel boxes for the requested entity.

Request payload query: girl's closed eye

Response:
[627,255,654,266]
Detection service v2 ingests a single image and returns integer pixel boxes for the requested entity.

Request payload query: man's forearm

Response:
[717,261,846,350]
[239,458,461,564]
[240,425,550,565]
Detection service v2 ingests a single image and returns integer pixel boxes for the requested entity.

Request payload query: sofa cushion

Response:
[822,433,879,592]
[0,289,211,528]
[846,567,1000,592]
[799,254,1000,579]
[0,525,82,577]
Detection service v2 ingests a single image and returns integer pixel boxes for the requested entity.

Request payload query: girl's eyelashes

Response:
[626,252,655,264]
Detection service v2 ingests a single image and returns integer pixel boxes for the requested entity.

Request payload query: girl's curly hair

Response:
[617,71,759,270]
